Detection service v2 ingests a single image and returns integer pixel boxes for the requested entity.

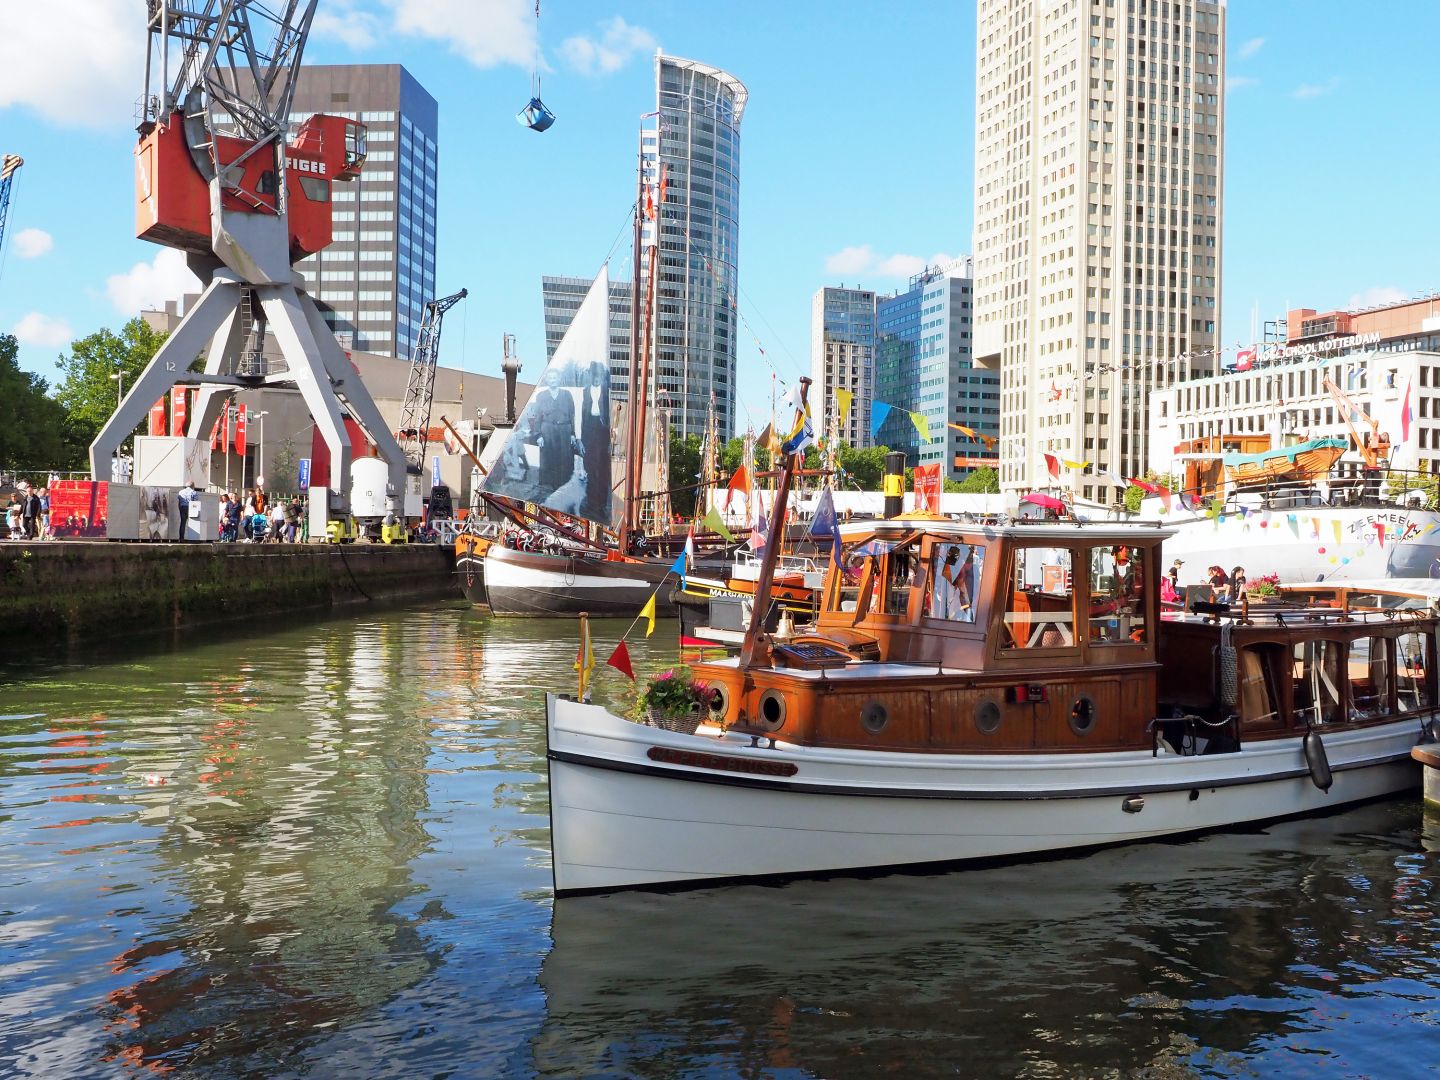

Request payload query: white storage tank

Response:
[349,457,391,518]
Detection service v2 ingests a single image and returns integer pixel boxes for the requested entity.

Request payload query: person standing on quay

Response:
[21,483,40,541]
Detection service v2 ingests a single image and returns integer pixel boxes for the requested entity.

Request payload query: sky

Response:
[1,0,1438,437]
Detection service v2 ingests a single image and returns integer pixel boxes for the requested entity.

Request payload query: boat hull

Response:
[454,533,489,605]
[546,695,1422,895]
[485,544,680,618]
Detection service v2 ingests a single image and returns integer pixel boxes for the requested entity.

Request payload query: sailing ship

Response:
[543,386,1435,895]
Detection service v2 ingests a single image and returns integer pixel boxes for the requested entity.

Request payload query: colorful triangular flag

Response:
[909,411,930,443]
[702,505,736,542]
[836,388,853,429]
[639,594,657,638]
[606,640,634,680]
[871,401,892,442]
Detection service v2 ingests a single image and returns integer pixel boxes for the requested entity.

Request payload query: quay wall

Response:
[0,542,457,648]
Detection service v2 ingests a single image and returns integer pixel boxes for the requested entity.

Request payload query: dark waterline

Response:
[1,601,1436,1078]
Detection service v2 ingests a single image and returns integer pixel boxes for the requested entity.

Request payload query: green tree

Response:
[0,334,71,473]
[956,465,1000,493]
[52,317,169,459]
[668,432,702,517]
[837,445,890,490]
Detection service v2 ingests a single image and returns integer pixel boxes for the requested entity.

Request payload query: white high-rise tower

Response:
[973,0,1225,499]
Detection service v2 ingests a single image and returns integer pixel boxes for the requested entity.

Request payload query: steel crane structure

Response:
[397,289,468,470]
[1323,375,1392,470]
[0,154,23,259]
[89,0,407,518]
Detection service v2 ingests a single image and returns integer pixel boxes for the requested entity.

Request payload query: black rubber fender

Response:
[1303,729,1333,793]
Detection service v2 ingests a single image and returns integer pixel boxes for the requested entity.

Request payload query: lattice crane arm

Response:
[397,289,470,470]
[0,155,23,261]
[1322,375,1390,469]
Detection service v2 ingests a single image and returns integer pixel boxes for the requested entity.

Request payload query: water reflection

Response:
[537,801,1439,1078]
[1,606,1436,1078]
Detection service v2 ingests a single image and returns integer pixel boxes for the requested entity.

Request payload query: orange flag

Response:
[725,465,750,509]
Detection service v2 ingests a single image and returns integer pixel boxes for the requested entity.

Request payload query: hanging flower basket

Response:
[638,668,709,734]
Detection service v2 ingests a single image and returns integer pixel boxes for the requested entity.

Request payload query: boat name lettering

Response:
[1346,513,1422,542]
[647,747,798,777]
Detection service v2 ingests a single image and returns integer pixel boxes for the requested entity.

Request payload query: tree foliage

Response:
[956,465,1000,493]
[0,334,71,473]
[52,317,169,457]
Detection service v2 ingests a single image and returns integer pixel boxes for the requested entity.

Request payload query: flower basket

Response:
[637,667,709,735]
[648,707,704,735]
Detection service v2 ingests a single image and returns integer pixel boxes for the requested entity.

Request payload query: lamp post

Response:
[109,369,124,408]
[252,410,269,490]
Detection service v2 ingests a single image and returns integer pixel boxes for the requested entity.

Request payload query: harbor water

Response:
[1,602,1437,1078]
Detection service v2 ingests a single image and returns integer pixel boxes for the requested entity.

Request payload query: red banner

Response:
[49,480,109,538]
[913,463,942,512]
[211,415,222,451]
[148,398,168,436]
[171,386,187,437]
[234,404,247,456]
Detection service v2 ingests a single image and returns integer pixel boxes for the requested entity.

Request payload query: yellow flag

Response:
[640,593,657,638]
[1061,458,1090,470]
[836,388,853,428]
[909,411,930,443]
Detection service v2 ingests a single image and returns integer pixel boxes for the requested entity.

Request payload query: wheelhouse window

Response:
[1004,547,1075,649]
[1293,639,1344,725]
[1237,644,1287,730]
[1087,544,1147,645]
[924,542,984,623]
[1349,637,1393,719]
[881,537,923,616]
[1397,631,1431,712]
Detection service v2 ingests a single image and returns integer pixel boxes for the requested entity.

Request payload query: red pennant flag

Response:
[1375,523,1386,547]
[725,465,750,509]
[1043,453,1059,480]
[148,398,168,436]
[1157,483,1173,513]
[606,640,635,681]
[210,416,222,450]
[171,386,188,437]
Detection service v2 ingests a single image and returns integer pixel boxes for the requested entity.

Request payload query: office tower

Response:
[288,65,439,359]
[541,276,635,394]
[972,0,1225,498]
[647,54,748,439]
[876,259,997,479]
[812,287,876,447]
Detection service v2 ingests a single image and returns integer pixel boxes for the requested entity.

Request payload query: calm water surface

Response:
[1,602,1437,1078]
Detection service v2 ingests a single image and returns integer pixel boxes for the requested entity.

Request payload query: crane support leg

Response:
[184,300,247,442]
[300,292,409,504]
[89,277,234,478]
[258,286,356,513]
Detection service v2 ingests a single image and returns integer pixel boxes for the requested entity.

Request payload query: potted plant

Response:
[638,667,710,734]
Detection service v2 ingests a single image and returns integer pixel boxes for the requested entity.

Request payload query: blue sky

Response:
[1,1,1437,436]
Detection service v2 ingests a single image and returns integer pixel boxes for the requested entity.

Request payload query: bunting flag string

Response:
[908,411,930,443]
[947,423,997,449]
[870,401,893,442]
[836,388,853,429]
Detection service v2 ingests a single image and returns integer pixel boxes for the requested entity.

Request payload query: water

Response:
[1,602,1437,1078]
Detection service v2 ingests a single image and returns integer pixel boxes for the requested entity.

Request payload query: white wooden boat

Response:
[546,516,1436,895]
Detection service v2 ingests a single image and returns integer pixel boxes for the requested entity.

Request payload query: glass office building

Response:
[289,65,439,359]
[811,287,877,448]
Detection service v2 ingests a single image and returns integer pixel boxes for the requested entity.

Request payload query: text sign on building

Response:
[298,457,311,491]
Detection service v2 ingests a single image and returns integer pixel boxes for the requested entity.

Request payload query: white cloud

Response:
[1293,77,1340,100]
[1226,75,1259,93]
[1347,286,1408,311]
[559,17,658,76]
[1238,37,1265,60]
[386,0,535,69]
[0,0,141,129]
[313,1,384,50]
[824,245,955,280]
[12,312,73,349]
[106,249,202,316]
[13,228,53,259]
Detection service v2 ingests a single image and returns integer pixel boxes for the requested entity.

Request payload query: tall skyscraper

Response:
[972,0,1225,498]
[287,65,439,359]
[876,259,997,479]
[648,55,747,439]
[812,286,876,447]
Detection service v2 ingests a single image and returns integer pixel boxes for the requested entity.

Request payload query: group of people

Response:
[3,483,48,541]
[1206,564,1247,603]
[215,487,305,543]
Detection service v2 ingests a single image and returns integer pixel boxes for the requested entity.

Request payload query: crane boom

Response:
[398,289,470,469]
[0,155,23,261]
[1323,375,1390,470]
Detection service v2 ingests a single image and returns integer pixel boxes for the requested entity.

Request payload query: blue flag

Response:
[871,401,892,442]
[670,551,687,581]
[809,487,837,538]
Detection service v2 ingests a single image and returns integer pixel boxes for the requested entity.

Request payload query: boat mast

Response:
[620,124,646,553]
[740,376,812,669]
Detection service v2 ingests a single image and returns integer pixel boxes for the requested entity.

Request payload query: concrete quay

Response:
[0,541,457,648]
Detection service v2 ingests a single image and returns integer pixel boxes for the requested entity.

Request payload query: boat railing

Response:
[1199,466,1440,513]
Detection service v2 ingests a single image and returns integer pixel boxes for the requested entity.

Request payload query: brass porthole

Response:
[758,690,787,732]
[860,700,890,735]
[1070,695,1098,737]
[707,683,730,719]
[975,698,1003,736]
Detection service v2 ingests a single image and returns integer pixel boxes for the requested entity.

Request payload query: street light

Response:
[252,410,269,489]
[109,370,124,408]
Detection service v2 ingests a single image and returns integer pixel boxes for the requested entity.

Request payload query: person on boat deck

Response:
[1208,565,1230,602]
[579,360,611,522]
[533,367,578,494]
[1231,566,1247,600]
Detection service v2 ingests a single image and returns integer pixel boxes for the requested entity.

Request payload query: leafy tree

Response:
[0,334,71,473]
[668,432,703,517]
[52,317,169,458]
[956,465,1000,494]
[837,445,890,490]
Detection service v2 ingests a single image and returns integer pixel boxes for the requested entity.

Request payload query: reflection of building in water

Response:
[536,802,1435,1078]
[100,620,447,1073]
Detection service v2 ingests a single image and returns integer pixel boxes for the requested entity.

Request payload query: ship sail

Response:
[481,268,616,528]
